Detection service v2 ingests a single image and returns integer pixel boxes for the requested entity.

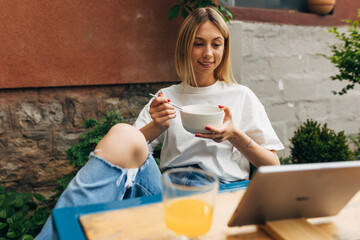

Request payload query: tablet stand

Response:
[260,218,335,240]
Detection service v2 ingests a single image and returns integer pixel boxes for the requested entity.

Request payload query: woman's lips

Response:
[198,61,214,68]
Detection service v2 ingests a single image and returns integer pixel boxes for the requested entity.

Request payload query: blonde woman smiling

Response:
[135,7,283,182]
[36,7,283,240]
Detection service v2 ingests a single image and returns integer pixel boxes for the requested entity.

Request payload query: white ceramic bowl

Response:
[180,105,224,134]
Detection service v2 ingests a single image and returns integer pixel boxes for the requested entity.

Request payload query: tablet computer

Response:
[228,161,360,227]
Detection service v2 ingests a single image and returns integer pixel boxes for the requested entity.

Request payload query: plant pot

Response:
[307,0,336,15]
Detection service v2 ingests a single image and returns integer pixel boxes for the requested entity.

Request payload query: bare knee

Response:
[94,123,149,168]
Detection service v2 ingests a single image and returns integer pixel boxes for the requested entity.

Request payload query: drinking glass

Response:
[162,168,219,239]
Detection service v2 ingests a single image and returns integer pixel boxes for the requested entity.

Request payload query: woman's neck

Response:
[192,73,216,87]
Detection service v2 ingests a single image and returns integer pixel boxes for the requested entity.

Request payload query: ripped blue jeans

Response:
[35,148,162,240]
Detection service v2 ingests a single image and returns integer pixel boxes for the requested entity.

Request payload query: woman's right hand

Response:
[149,92,176,131]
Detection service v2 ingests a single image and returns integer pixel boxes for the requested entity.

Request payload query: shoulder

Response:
[218,81,258,98]
[159,82,183,93]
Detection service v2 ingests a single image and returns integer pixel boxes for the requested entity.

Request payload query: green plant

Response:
[321,9,360,95]
[348,129,360,159]
[52,111,124,199]
[0,185,49,240]
[279,156,292,165]
[153,144,162,168]
[290,119,353,163]
[66,111,124,168]
[169,0,234,23]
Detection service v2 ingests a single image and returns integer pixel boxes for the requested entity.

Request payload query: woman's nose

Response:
[203,45,212,58]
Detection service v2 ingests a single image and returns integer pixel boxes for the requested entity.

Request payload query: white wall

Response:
[229,21,360,157]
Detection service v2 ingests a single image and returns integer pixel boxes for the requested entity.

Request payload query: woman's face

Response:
[191,20,225,85]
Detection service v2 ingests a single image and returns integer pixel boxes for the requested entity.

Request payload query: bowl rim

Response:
[180,105,223,115]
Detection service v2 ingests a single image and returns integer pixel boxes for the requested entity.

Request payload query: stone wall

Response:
[1,21,360,194]
[0,83,172,194]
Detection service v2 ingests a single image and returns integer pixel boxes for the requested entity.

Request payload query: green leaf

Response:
[21,235,34,240]
[6,230,19,238]
[184,5,192,13]
[181,7,189,19]
[0,222,7,230]
[83,118,98,129]
[0,208,6,218]
[223,7,234,19]
[344,19,352,24]
[13,198,24,208]
[22,193,32,203]
[353,20,358,28]
[6,192,17,205]
[19,205,29,217]
[6,220,30,238]
[0,207,14,219]
[32,208,49,226]
[0,185,4,194]
[223,15,230,23]
[7,212,25,225]
[169,4,181,19]
[32,193,45,202]
[14,193,31,208]
[218,4,225,12]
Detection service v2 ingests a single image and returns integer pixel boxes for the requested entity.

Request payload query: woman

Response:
[36,7,283,239]
[135,7,283,182]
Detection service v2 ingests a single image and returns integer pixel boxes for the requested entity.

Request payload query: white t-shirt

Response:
[133,81,284,181]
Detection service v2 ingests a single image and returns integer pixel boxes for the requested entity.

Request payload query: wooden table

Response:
[52,181,248,240]
[76,187,360,240]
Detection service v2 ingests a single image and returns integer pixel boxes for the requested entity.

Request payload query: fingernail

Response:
[159,92,163,96]
[168,99,171,102]
[205,127,210,130]
[195,134,200,137]
[218,105,224,108]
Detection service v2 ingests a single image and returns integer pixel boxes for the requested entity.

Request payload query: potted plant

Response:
[307,0,336,15]
[289,119,353,164]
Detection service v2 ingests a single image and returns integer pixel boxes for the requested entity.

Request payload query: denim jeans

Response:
[35,149,238,239]
[35,148,162,240]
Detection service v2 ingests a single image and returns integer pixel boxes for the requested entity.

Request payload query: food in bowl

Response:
[180,105,224,134]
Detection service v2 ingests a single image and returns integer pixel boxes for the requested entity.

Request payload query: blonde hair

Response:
[174,7,236,86]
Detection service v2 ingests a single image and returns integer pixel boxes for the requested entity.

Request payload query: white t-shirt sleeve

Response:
[240,88,284,151]
[133,103,151,129]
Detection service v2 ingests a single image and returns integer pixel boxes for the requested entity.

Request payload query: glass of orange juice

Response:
[162,168,219,239]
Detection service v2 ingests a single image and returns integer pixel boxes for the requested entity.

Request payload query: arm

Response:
[196,105,280,168]
[226,127,280,167]
[140,92,176,143]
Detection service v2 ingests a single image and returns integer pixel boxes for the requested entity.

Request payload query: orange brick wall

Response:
[0,0,181,89]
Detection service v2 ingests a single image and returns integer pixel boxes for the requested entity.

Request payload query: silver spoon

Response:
[149,93,183,110]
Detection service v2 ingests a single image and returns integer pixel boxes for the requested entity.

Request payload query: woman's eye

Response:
[213,43,221,47]
[194,42,203,46]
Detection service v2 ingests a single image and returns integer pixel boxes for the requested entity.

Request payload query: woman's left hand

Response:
[196,105,280,166]
[196,105,237,143]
